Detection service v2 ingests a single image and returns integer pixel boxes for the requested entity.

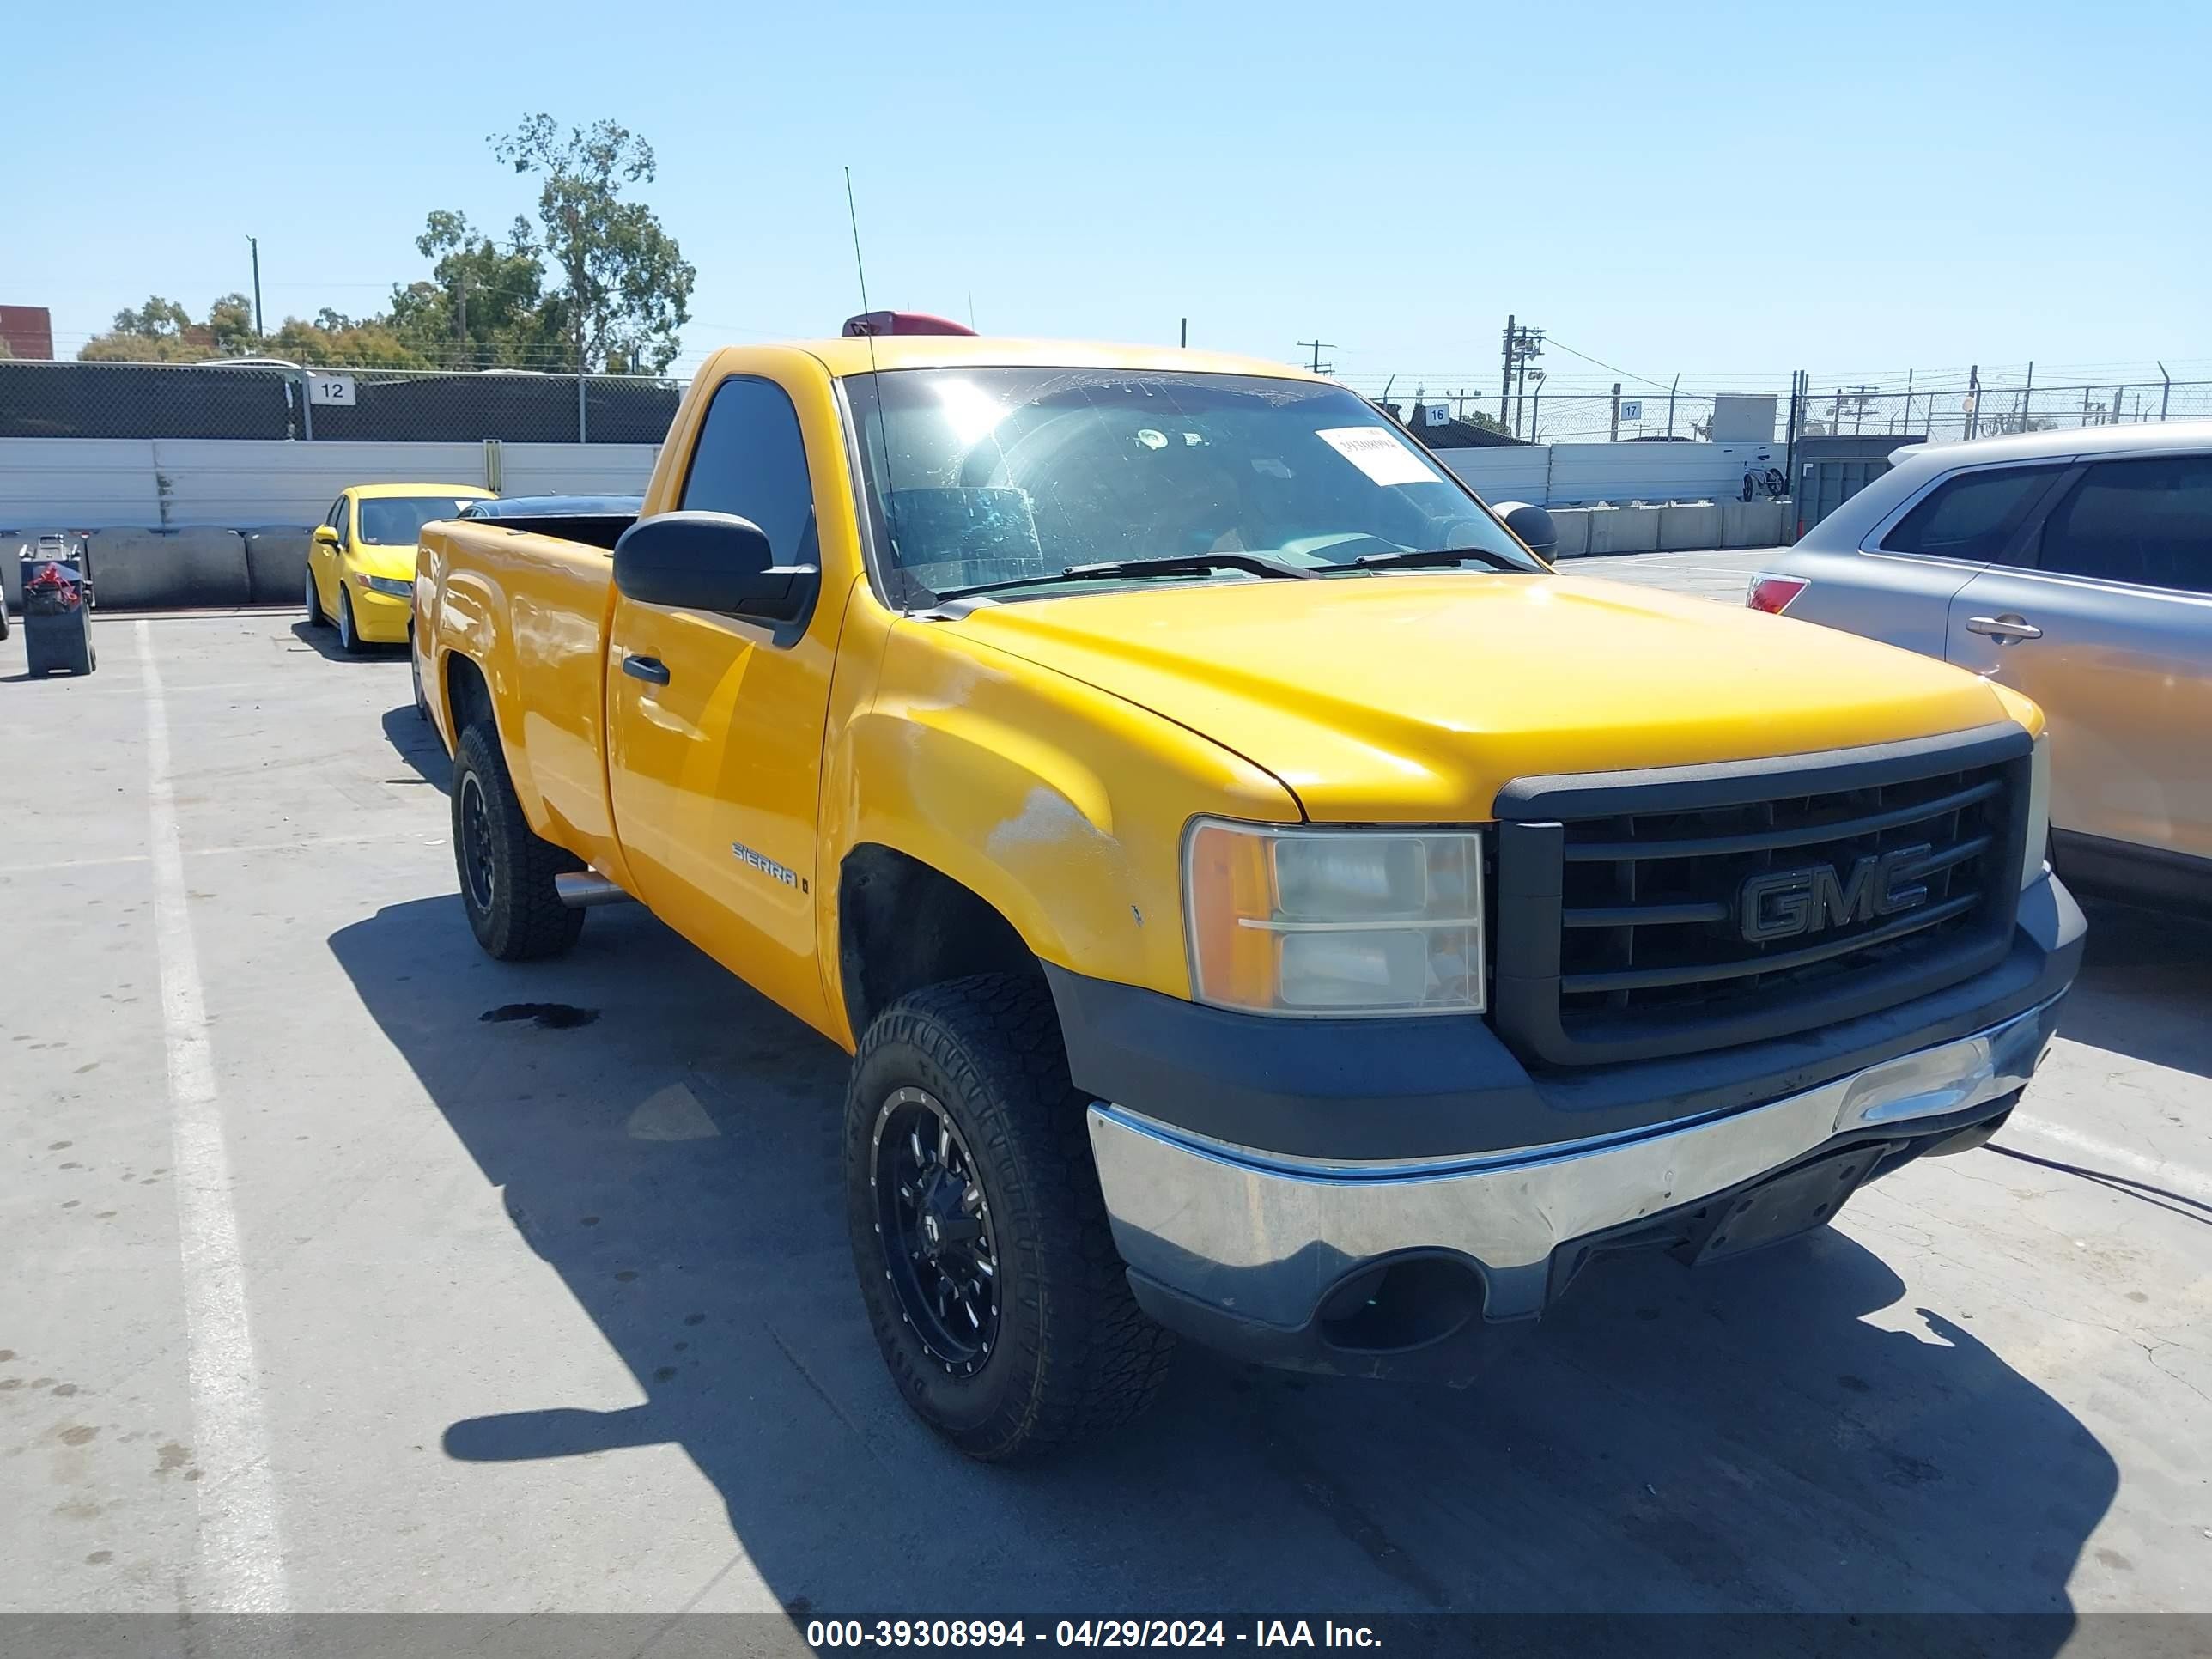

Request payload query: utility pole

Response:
[2021,361,2033,434]
[1965,366,1979,440]
[1665,373,1680,439]
[1499,314,1516,418]
[1179,317,1188,348]
[1297,338,1335,374]
[2158,360,2172,422]
[1499,318,1543,438]
[1609,382,1622,441]
[457,270,470,369]
[247,235,264,337]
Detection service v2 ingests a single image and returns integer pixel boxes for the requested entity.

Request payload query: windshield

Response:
[358,496,481,545]
[845,368,1537,605]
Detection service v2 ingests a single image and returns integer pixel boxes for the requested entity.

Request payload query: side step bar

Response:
[555,872,632,908]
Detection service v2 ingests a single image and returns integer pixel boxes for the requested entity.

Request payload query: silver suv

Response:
[1754,422,2212,912]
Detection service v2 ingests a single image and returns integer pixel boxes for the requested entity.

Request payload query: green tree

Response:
[78,295,208,360]
[263,315,432,368]
[389,210,564,368]
[491,114,695,374]
[207,292,259,356]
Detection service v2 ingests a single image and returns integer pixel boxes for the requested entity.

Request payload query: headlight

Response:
[361,574,414,599]
[2021,730,2051,890]
[1183,819,1484,1018]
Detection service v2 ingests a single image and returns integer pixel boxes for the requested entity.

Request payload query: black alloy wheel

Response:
[872,1085,1000,1375]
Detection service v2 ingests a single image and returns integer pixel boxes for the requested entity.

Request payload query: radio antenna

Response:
[844,166,873,315]
[844,167,908,595]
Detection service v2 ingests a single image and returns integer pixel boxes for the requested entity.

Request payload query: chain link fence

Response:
[1794,379,2212,443]
[9,357,2211,454]
[1352,376,2212,449]
[0,358,684,443]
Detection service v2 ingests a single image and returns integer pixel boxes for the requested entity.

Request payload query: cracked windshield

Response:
[848,368,1539,602]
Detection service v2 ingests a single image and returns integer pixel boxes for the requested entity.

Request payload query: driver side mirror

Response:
[613,511,819,626]
[313,525,341,548]
[1492,501,1558,560]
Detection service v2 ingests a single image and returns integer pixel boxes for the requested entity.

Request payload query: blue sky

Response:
[13,0,2208,399]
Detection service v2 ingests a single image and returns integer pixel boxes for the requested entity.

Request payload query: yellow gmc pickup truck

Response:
[416,321,2082,1461]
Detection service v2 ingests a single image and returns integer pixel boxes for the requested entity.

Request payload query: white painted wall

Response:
[3,431,1784,532]
[0,438,661,530]
[1434,440,1787,506]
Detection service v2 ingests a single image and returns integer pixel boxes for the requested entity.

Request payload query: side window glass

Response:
[678,377,818,565]
[2034,456,2212,594]
[1881,465,2063,562]
[327,498,347,534]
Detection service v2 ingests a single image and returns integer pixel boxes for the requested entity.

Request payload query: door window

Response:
[1880,465,2065,561]
[678,377,818,565]
[325,497,348,536]
[2032,455,2212,594]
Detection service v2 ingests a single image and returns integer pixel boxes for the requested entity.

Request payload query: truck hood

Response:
[951,572,2019,820]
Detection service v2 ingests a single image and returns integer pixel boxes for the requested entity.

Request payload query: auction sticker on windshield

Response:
[1316,426,1440,487]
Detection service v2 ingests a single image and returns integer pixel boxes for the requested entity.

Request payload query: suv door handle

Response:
[1966,615,2042,642]
[622,653,671,685]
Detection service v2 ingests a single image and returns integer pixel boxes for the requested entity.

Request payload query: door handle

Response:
[622,653,671,685]
[1966,615,2042,642]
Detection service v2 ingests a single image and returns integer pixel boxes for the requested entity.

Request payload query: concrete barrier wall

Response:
[86,527,251,609]
[1585,505,1662,555]
[1722,499,1788,547]
[242,526,314,606]
[1546,507,1593,559]
[1657,502,1723,550]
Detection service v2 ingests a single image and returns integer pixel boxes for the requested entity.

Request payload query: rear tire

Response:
[845,973,1174,1462]
[303,564,325,627]
[450,721,586,960]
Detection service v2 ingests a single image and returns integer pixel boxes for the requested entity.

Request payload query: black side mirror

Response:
[612,511,819,625]
[1492,501,1558,559]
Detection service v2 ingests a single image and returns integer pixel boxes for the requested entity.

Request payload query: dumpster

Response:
[21,534,95,676]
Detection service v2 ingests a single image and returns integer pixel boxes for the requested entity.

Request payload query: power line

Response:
[1541,337,1676,393]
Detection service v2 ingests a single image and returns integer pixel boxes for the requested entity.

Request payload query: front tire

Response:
[845,974,1174,1462]
[303,564,325,627]
[336,588,363,655]
[450,721,586,960]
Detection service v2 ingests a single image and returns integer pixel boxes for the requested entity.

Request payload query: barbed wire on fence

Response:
[4,355,2209,449]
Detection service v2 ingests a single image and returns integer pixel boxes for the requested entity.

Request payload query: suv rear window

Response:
[1880,465,2063,562]
[2031,455,2212,593]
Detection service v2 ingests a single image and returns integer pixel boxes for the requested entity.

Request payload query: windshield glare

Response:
[359,496,478,546]
[846,368,1536,604]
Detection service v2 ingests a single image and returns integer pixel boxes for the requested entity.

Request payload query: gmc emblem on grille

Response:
[1738,842,1933,943]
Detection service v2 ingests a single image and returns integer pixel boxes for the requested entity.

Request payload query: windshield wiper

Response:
[1349,545,1534,574]
[929,552,1316,603]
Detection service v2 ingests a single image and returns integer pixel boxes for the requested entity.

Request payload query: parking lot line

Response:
[2001,1113,2212,1206]
[137,619,292,1614]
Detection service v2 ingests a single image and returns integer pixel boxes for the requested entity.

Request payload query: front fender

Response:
[823,622,1298,1033]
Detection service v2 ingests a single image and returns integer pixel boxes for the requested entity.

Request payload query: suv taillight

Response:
[1747,574,1808,615]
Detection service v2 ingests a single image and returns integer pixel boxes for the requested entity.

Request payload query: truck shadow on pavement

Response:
[328,895,2116,1625]
[380,704,450,794]
[2061,897,2212,1079]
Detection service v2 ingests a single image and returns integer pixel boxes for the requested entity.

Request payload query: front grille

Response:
[1491,725,2032,1066]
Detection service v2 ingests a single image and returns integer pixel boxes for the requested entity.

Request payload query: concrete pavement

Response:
[3,604,2207,1626]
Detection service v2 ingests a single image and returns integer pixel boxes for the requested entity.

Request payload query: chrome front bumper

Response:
[1087,992,2062,1335]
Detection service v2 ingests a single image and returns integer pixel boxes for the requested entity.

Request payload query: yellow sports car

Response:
[307,483,493,653]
